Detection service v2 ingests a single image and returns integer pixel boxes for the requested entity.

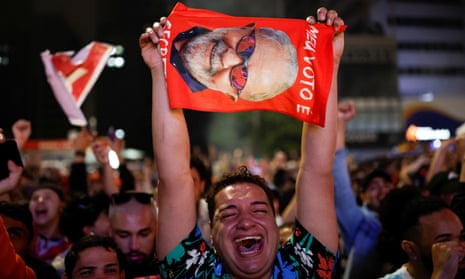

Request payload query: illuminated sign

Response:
[405,124,451,141]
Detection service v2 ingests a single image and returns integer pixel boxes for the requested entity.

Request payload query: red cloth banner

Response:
[162,3,343,126]
[41,42,113,126]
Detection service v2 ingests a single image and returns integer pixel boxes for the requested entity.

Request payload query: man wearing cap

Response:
[29,184,69,264]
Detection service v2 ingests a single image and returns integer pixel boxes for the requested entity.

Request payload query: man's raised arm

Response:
[140,19,197,259]
[295,8,345,254]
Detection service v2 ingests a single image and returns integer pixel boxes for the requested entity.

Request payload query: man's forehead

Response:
[213,25,252,39]
[216,183,268,203]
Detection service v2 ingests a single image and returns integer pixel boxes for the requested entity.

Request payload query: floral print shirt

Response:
[159,220,338,278]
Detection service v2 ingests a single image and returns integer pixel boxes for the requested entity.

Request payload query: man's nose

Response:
[130,236,140,250]
[222,48,244,69]
[236,214,255,230]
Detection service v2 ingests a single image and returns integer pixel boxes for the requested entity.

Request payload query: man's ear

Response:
[119,270,125,279]
[401,240,418,261]
[243,23,256,30]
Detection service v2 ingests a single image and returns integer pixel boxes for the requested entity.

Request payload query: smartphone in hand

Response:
[0,139,24,180]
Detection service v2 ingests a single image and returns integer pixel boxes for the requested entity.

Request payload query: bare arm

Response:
[91,140,119,196]
[295,8,345,253]
[426,138,456,184]
[140,20,197,259]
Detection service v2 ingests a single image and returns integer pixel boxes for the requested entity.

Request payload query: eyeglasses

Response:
[110,192,153,205]
[230,30,256,98]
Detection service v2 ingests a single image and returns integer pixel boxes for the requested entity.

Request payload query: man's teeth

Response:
[235,236,262,243]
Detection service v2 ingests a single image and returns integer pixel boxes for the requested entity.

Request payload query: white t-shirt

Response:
[379,265,414,279]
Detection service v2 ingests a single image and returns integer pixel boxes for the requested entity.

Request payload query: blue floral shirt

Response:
[159,220,338,278]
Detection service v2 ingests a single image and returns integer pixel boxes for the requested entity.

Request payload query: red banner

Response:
[161,3,341,126]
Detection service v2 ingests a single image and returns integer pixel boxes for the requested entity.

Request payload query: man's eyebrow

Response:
[77,266,96,272]
[104,263,119,268]
[218,204,237,213]
[137,227,153,234]
[433,232,453,242]
[251,201,269,207]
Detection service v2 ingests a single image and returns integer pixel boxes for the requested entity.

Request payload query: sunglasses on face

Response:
[110,192,153,205]
[229,29,256,97]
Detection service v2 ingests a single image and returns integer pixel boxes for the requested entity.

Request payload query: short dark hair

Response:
[0,200,34,241]
[400,195,448,241]
[377,187,447,267]
[360,169,392,192]
[190,156,211,194]
[31,183,65,201]
[59,192,110,243]
[64,235,125,278]
[206,165,275,221]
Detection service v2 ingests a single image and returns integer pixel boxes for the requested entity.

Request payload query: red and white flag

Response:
[41,42,113,126]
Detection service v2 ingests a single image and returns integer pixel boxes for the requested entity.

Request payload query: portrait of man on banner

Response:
[161,3,345,126]
[170,23,298,102]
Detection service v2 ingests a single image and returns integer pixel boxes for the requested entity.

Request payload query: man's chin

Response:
[125,255,150,267]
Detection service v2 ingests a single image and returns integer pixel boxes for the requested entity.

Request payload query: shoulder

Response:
[277,220,339,278]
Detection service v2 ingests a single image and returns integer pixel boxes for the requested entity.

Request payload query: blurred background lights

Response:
[107,44,125,68]
[108,149,120,169]
[115,128,125,139]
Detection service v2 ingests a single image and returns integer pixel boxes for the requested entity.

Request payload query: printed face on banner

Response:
[170,23,298,102]
[163,3,341,126]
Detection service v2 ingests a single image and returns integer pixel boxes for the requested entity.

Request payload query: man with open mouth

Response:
[140,5,345,278]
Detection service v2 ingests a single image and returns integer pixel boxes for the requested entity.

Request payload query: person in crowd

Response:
[378,193,465,279]
[68,127,94,196]
[377,186,425,275]
[0,141,36,279]
[28,183,69,263]
[52,191,111,277]
[333,100,395,278]
[0,214,36,279]
[1,122,28,201]
[0,201,60,279]
[427,171,464,206]
[91,133,138,196]
[63,235,126,279]
[140,6,344,278]
[273,167,296,214]
[0,128,24,200]
[108,191,159,278]
[426,136,464,184]
[191,156,213,246]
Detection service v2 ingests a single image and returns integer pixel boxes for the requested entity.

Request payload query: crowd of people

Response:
[1,5,465,279]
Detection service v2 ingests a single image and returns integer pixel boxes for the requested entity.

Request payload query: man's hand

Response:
[307,7,345,65]
[0,160,23,195]
[140,17,167,70]
[338,101,356,122]
[73,127,94,152]
[12,119,31,150]
[91,140,110,165]
[431,241,465,279]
